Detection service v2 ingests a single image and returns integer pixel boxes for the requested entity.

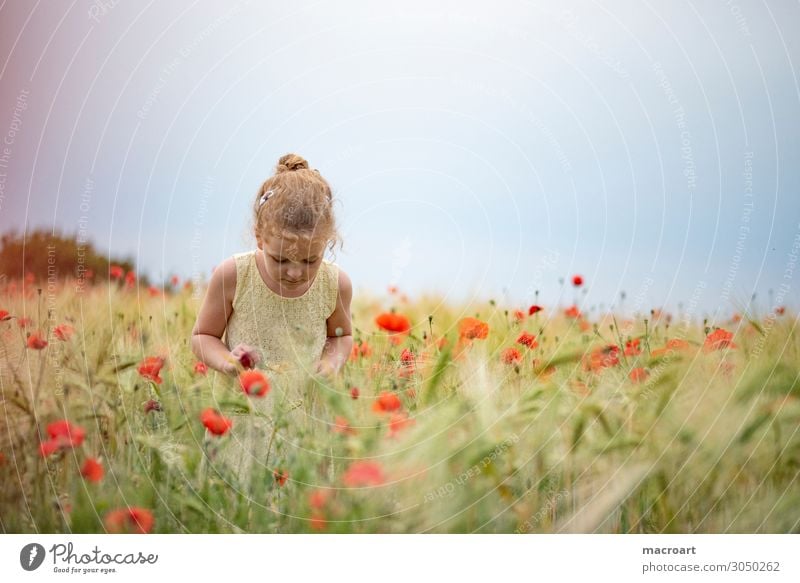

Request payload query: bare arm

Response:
[191,258,248,375]
[317,268,353,376]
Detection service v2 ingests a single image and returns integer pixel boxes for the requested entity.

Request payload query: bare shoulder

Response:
[210,256,238,302]
[333,265,352,303]
[192,256,238,337]
[326,265,352,336]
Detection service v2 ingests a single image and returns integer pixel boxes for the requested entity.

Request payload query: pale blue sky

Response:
[1,0,798,316]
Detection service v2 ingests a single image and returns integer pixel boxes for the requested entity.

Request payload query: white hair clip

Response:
[259,189,275,207]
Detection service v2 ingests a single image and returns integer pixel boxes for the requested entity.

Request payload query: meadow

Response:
[1,271,798,533]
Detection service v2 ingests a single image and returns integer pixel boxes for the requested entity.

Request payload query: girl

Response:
[191,153,353,487]
[191,152,353,377]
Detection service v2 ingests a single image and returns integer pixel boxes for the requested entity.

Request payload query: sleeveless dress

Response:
[211,250,339,493]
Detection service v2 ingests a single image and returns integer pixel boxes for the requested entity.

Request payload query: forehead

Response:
[263,234,326,259]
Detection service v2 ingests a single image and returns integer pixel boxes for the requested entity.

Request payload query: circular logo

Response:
[19,543,46,571]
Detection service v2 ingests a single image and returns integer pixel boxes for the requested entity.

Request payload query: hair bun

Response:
[276,153,310,174]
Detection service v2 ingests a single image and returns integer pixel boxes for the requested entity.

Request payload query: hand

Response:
[228,344,261,372]
[314,359,337,378]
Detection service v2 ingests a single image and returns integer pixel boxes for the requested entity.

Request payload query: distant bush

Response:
[0,229,142,285]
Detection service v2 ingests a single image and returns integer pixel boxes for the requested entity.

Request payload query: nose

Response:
[286,266,303,280]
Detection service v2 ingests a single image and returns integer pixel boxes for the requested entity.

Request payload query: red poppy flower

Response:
[104,507,154,534]
[17,317,33,328]
[81,457,104,482]
[200,408,233,436]
[572,275,584,287]
[629,367,649,383]
[387,412,415,437]
[170,275,180,287]
[516,331,538,349]
[571,380,590,396]
[350,386,360,400]
[513,309,525,321]
[0,310,10,321]
[26,330,48,350]
[193,361,208,375]
[372,391,402,414]
[704,328,737,352]
[458,317,489,340]
[39,419,86,457]
[666,338,690,350]
[137,356,165,384]
[528,305,543,315]
[775,306,786,315]
[310,512,327,531]
[124,271,136,287]
[109,265,124,279]
[501,347,522,365]
[273,469,289,487]
[624,338,642,356]
[239,370,270,397]
[651,338,691,357]
[53,324,75,341]
[332,416,357,436]
[375,312,411,334]
[400,348,415,365]
[309,489,329,509]
[143,399,162,414]
[564,305,581,319]
[239,352,255,369]
[342,460,386,487]
[585,345,621,372]
[147,286,160,297]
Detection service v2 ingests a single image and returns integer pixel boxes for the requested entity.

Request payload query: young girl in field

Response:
[191,153,353,487]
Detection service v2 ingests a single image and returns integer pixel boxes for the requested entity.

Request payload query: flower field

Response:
[1,273,798,534]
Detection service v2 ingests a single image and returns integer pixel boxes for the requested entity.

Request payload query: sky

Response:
[0,0,798,318]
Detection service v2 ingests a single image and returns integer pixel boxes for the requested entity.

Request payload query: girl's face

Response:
[258,233,327,291]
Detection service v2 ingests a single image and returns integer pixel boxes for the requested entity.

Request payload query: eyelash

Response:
[273,257,315,264]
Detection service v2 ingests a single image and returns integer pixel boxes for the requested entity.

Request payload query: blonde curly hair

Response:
[252,153,342,256]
